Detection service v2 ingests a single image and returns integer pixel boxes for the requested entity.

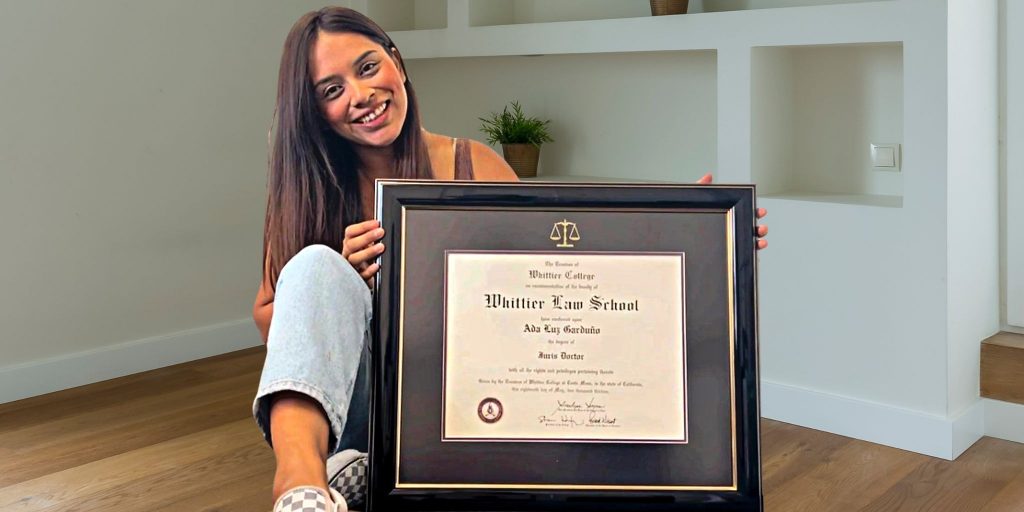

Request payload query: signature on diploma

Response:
[538,397,617,426]
[552,397,606,414]
[537,414,583,426]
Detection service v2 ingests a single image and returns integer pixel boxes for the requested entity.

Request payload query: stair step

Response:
[981,332,1024,405]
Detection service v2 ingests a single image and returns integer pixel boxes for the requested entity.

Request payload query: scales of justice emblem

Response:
[550,219,580,248]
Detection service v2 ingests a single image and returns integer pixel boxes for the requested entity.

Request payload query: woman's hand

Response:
[697,173,768,250]
[342,219,386,288]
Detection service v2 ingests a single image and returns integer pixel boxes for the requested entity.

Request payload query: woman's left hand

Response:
[698,173,768,250]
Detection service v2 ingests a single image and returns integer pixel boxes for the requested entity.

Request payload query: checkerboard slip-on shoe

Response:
[327,449,368,510]
[272,485,347,512]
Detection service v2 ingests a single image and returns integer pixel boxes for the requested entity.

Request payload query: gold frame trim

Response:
[379,182,748,492]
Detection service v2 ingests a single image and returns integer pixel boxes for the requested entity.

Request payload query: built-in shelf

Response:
[362,0,447,32]
[466,0,893,28]
[521,174,679,184]
[469,0,650,27]
[372,0,907,202]
[752,42,903,207]
[760,192,903,208]
[388,1,904,60]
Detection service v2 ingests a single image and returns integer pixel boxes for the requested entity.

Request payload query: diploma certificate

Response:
[371,181,762,511]
[443,252,687,443]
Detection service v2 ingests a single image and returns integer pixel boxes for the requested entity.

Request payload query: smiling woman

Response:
[250,6,767,512]
[252,8,518,512]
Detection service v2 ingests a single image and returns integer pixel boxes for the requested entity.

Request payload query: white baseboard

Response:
[0,318,261,405]
[984,398,1024,444]
[761,380,984,460]
[952,400,987,458]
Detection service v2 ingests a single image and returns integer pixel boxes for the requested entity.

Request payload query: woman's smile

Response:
[352,100,390,129]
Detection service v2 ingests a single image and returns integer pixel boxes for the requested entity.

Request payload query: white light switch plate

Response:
[871,143,900,170]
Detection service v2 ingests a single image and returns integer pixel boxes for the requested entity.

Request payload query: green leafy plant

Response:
[479,101,554,147]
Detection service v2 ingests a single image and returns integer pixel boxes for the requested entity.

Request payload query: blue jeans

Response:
[252,244,372,455]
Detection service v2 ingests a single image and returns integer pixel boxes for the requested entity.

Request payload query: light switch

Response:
[871,143,900,170]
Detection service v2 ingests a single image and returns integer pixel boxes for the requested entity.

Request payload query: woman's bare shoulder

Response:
[422,130,456,180]
[467,140,518,182]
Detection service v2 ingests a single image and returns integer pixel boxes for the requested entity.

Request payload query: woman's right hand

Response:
[342,219,385,288]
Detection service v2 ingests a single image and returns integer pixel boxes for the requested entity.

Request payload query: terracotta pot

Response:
[650,0,689,16]
[501,143,541,179]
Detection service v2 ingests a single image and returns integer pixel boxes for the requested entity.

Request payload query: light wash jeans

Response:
[252,244,373,456]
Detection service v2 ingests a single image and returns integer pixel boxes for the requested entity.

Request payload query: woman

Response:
[253,7,768,512]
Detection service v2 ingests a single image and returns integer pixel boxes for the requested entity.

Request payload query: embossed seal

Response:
[477,397,503,424]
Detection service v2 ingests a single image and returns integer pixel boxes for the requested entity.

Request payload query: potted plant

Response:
[650,0,688,16]
[479,101,553,179]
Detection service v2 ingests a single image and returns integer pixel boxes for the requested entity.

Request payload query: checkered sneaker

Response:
[328,452,367,509]
[273,486,342,512]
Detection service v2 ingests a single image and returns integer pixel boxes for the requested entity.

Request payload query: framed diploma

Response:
[370,181,761,512]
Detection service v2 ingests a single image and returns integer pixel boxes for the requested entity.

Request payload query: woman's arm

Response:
[253,251,275,344]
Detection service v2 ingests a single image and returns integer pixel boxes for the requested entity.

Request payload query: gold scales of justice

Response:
[549,219,581,248]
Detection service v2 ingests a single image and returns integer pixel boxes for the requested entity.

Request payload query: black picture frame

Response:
[370,181,761,512]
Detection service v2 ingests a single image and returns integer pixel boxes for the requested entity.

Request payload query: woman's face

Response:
[310,32,408,148]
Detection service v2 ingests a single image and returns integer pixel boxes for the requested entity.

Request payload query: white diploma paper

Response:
[443,252,686,442]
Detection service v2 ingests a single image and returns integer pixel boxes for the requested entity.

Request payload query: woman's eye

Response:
[360,62,379,76]
[323,84,343,99]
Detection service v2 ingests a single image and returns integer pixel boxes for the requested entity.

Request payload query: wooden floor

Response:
[1,348,1022,511]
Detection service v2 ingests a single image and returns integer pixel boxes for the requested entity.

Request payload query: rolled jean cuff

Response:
[252,378,350,454]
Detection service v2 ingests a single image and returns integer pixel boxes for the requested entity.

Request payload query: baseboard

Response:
[761,380,983,460]
[0,318,260,405]
[951,400,987,458]
[984,398,1024,444]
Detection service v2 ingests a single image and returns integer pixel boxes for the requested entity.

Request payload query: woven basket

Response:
[501,143,540,179]
[650,0,689,16]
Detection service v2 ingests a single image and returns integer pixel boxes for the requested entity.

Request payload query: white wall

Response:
[1004,0,1024,330]
[946,0,1000,417]
[0,1,326,398]
[406,51,718,182]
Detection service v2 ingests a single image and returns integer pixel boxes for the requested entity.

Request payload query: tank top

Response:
[452,138,475,180]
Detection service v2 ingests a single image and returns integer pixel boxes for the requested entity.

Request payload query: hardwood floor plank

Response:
[0,390,256,487]
[764,438,924,511]
[857,437,1024,511]
[759,420,853,492]
[0,420,273,512]
[0,372,256,445]
[979,464,1024,512]
[147,472,275,512]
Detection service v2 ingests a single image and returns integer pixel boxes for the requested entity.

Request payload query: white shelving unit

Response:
[363,0,909,207]
[347,0,1002,460]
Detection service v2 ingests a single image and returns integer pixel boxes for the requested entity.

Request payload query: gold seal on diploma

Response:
[478,398,504,424]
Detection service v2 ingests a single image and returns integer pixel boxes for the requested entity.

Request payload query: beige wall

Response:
[0,1,325,369]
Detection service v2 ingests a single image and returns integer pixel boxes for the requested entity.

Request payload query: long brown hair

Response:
[262,7,433,292]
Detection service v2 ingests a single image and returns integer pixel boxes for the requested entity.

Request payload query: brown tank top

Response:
[453,138,475,180]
